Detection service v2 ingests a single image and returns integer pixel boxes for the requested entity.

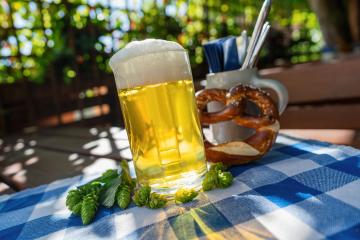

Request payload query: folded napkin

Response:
[203,36,240,73]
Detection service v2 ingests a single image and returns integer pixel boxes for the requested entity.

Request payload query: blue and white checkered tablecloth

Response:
[1,134,359,240]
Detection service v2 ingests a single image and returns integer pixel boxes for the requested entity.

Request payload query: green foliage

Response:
[130,179,137,190]
[101,177,123,208]
[66,182,101,224]
[66,181,102,214]
[147,193,167,209]
[0,0,321,85]
[120,160,133,188]
[99,169,120,185]
[66,168,118,224]
[217,172,233,188]
[133,185,151,207]
[65,163,234,226]
[66,189,84,214]
[72,202,83,216]
[202,170,219,191]
[116,184,131,209]
[81,190,100,225]
[202,164,234,191]
[174,188,198,204]
[132,185,167,209]
[209,162,227,172]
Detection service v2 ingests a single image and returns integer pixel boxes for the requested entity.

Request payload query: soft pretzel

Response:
[196,84,280,165]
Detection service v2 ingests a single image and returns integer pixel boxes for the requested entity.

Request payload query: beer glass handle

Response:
[252,76,288,114]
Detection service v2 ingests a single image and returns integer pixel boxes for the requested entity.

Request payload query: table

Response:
[0,133,359,239]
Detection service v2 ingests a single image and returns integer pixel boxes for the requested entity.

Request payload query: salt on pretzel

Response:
[196,84,280,165]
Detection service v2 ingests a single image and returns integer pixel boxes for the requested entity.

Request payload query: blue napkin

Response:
[203,40,223,73]
[222,37,240,71]
[203,36,240,73]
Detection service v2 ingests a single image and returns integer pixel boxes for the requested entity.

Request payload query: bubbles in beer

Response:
[109,39,191,90]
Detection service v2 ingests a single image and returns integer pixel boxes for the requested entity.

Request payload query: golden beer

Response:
[110,39,207,194]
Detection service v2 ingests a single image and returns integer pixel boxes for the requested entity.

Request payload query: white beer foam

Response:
[109,39,191,90]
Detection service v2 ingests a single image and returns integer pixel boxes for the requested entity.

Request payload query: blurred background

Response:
[0,0,360,193]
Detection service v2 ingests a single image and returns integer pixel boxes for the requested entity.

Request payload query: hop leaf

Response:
[202,170,219,191]
[116,185,131,209]
[65,169,122,225]
[101,177,122,208]
[147,193,167,209]
[100,169,119,181]
[81,192,99,225]
[174,188,198,204]
[133,185,151,206]
[209,162,227,172]
[99,169,119,188]
[217,171,233,188]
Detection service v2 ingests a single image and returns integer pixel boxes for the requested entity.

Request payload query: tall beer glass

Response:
[109,39,207,195]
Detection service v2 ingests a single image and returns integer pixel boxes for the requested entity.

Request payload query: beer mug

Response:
[109,39,207,195]
[206,68,288,144]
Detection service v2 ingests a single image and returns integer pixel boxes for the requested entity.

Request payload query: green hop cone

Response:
[66,189,83,213]
[147,193,167,209]
[80,182,102,195]
[116,185,131,209]
[66,180,102,215]
[65,169,122,225]
[72,202,83,215]
[81,192,99,225]
[174,188,198,204]
[130,178,137,190]
[133,185,151,206]
[120,160,133,186]
[202,170,219,191]
[209,162,227,172]
[217,171,233,188]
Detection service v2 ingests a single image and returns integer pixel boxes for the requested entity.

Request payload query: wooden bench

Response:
[261,55,360,129]
[261,55,360,147]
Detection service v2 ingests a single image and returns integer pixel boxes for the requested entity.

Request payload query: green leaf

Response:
[100,169,119,181]
[101,177,122,208]
[98,169,120,188]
